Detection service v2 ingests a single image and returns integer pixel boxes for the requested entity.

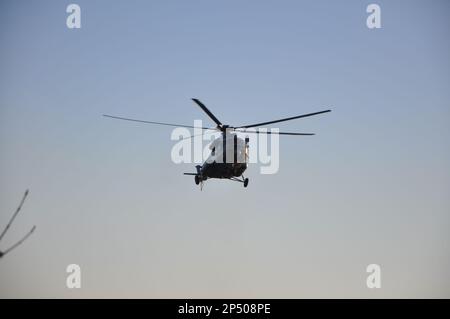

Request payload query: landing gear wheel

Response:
[195,175,200,185]
[243,178,249,188]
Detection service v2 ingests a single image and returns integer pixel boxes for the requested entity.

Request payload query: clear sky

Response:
[1,0,449,298]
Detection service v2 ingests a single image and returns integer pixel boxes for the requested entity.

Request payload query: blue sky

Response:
[1,0,449,297]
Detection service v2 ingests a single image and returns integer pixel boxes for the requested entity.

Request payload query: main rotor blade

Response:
[236,109,331,129]
[178,130,219,141]
[103,114,212,130]
[192,98,223,127]
[234,129,315,136]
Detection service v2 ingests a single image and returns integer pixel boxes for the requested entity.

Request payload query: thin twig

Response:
[0,189,29,241]
[1,225,36,257]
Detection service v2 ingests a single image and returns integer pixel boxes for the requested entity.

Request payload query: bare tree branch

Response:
[0,189,36,258]
[0,189,29,241]
[1,225,36,257]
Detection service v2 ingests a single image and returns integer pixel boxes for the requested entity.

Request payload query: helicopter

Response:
[103,98,331,188]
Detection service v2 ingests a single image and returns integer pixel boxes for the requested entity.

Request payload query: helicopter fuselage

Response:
[199,133,248,180]
[188,133,250,186]
[200,161,247,180]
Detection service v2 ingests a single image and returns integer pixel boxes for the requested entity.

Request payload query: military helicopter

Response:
[103,98,331,188]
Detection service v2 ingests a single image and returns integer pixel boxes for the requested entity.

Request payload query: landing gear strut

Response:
[229,175,249,188]
[194,175,200,185]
